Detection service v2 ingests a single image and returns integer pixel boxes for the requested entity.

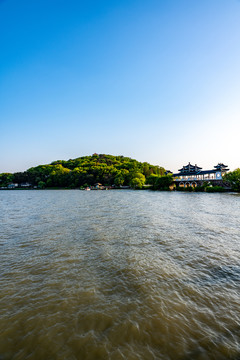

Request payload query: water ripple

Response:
[0,190,239,360]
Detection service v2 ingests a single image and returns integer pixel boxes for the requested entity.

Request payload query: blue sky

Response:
[1,0,240,173]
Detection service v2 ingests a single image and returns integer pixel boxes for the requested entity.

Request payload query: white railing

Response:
[174,177,218,182]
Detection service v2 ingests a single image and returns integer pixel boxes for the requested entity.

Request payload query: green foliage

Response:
[148,174,173,190]
[38,181,46,189]
[146,174,158,185]
[177,185,193,192]
[224,169,240,192]
[130,173,146,189]
[0,173,13,187]
[177,186,185,191]
[178,185,226,192]
[206,186,225,193]
[12,172,28,184]
[194,186,205,192]
[156,175,173,190]
[0,154,165,189]
[114,175,124,186]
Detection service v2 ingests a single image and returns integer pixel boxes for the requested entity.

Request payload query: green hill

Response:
[0,154,166,189]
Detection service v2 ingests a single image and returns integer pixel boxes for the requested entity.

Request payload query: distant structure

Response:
[172,162,229,188]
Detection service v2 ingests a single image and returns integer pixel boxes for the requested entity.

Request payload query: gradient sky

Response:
[1,0,240,173]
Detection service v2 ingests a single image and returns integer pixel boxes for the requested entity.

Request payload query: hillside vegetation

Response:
[0,154,166,189]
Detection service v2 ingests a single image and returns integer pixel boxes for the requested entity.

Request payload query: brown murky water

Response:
[0,190,240,360]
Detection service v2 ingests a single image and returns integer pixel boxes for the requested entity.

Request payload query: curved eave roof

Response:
[178,163,202,172]
[178,167,202,172]
[214,163,228,168]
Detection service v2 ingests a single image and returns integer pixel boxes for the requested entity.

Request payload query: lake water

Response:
[0,190,240,360]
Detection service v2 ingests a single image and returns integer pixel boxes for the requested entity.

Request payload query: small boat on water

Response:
[85,187,91,191]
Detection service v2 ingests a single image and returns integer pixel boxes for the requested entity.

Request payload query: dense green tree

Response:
[224,169,240,192]
[130,173,146,189]
[114,175,124,186]
[130,178,142,189]
[49,165,71,187]
[147,174,173,190]
[146,174,159,186]
[12,172,29,184]
[0,173,13,187]
[27,165,53,185]
[155,175,173,190]
[38,181,46,189]
[0,154,166,189]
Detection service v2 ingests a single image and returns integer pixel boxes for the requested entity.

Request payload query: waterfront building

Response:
[172,162,229,188]
[7,183,18,189]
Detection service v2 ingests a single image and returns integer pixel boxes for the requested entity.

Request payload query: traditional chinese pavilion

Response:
[172,162,229,188]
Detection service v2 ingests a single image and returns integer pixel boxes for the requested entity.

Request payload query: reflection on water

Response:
[0,190,240,360]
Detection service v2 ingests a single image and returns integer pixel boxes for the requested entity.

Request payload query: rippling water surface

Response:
[0,190,240,360]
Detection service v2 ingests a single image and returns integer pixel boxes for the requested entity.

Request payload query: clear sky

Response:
[1,0,240,173]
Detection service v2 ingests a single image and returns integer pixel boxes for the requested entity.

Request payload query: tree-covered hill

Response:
[0,154,166,189]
